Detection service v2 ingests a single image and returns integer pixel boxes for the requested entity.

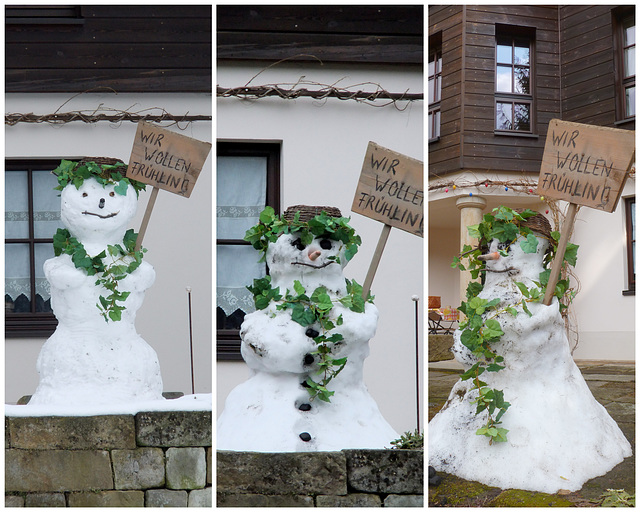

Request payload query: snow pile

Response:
[217,223,398,452]
[6,394,211,417]
[29,177,164,406]
[429,235,632,493]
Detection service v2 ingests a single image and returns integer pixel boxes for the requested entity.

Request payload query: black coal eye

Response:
[109,191,115,197]
[82,192,88,197]
[320,239,332,250]
[291,238,306,251]
[497,242,511,251]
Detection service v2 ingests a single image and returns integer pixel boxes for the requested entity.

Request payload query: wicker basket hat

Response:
[76,157,127,178]
[514,208,553,243]
[283,205,342,222]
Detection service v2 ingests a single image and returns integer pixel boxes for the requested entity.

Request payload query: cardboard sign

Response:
[351,141,424,237]
[537,119,635,213]
[127,121,212,198]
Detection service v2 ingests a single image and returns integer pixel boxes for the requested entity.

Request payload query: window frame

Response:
[216,141,281,360]
[494,27,535,135]
[428,33,442,143]
[624,196,635,295]
[613,8,636,123]
[5,159,64,338]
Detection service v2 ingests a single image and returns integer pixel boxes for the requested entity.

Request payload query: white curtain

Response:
[216,156,268,316]
[5,170,62,305]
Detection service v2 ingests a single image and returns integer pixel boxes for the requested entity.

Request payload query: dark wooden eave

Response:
[217,5,423,65]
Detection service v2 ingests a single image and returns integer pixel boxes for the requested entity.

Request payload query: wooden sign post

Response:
[351,141,424,298]
[537,119,635,305]
[127,121,212,251]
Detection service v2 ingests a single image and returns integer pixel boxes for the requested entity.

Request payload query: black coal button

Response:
[298,403,312,411]
[305,328,319,338]
[299,432,312,442]
[303,354,314,365]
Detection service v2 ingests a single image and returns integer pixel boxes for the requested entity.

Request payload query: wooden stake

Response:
[135,187,160,252]
[362,224,392,299]
[542,202,578,305]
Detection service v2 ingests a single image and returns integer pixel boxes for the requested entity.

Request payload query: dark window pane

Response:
[514,67,530,94]
[514,103,531,131]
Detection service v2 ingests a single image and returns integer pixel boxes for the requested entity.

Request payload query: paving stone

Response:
[166,447,207,489]
[136,410,211,447]
[384,494,424,507]
[68,490,144,507]
[216,493,314,507]
[206,447,212,485]
[345,449,423,494]
[5,495,24,507]
[8,415,136,450]
[188,487,212,507]
[112,447,165,489]
[6,449,113,492]
[145,489,188,507]
[24,493,66,507]
[316,493,382,507]
[217,450,347,495]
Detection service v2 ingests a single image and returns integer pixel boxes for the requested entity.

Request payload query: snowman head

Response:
[54,158,145,245]
[248,205,361,293]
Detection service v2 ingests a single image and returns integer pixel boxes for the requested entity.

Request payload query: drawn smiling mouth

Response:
[82,211,119,219]
[291,261,335,269]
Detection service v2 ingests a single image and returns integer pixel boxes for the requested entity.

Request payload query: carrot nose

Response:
[308,249,322,261]
[478,252,500,261]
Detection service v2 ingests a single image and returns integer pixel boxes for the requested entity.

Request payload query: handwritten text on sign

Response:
[537,119,634,213]
[351,142,424,237]
[127,122,212,198]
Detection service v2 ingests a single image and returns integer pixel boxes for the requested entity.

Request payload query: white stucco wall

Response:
[428,175,635,361]
[217,62,424,436]
[5,93,213,403]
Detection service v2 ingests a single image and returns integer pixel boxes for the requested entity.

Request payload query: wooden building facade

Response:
[429,5,634,178]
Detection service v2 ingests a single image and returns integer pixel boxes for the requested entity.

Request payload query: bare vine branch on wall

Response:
[217,78,423,110]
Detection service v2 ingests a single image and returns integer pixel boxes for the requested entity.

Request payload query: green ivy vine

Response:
[244,206,362,264]
[451,206,579,444]
[53,159,146,197]
[247,275,374,403]
[52,228,146,322]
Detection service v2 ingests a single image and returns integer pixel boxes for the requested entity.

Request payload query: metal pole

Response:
[187,287,195,395]
[412,295,420,433]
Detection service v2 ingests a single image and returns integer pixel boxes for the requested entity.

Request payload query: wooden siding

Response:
[6,5,212,93]
[217,5,423,65]
[559,5,633,130]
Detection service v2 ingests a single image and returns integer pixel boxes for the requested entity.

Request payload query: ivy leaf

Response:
[113,179,129,196]
[564,242,579,266]
[515,281,530,298]
[293,280,306,296]
[259,206,276,224]
[520,233,538,253]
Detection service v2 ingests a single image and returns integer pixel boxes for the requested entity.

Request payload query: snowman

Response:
[429,209,632,493]
[217,205,398,452]
[29,158,164,406]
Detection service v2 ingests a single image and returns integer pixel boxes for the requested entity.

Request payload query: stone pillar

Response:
[456,195,487,302]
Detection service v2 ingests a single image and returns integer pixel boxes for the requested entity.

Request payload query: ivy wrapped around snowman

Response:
[217,205,398,451]
[429,207,632,493]
[29,158,164,405]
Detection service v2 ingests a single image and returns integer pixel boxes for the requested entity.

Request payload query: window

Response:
[6,160,65,337]
[614,9,635,121]
[495,29,534,133]
[624,196,635,295]
[216,142,280,360]
[428,35,442,141]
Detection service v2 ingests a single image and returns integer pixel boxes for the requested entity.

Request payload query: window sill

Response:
[614,117,635,127]
[622,289,635,296]
[429,136,440,144]
[493,131,539,139]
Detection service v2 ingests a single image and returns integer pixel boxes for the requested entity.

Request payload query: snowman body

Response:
[30,178,163,405]
[429,235,632,493]
[217,232,398,451]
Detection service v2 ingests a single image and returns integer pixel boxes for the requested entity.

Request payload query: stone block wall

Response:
[5,411,212,507]
[217,449,424,507]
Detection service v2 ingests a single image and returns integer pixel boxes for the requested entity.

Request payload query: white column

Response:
[456,195,487,302]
